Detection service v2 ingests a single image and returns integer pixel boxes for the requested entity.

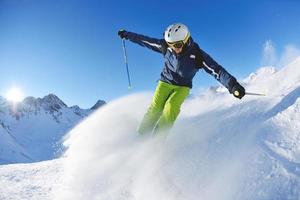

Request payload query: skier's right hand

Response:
[118,29,127,39]
[231,83,245,99]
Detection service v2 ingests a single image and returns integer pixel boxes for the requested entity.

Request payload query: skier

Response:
[118,23,245,136]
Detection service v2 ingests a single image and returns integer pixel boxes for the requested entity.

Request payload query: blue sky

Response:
[1,0,300,108]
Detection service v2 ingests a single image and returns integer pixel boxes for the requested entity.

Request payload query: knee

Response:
[164,101,180,118]
[148,101,164,114]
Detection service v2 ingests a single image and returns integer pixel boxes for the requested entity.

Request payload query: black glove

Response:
[231,83,245,99]
[118,29,127,39]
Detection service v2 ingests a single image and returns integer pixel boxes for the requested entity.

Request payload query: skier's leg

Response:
[138,81,173,135]
[154,85,190,135]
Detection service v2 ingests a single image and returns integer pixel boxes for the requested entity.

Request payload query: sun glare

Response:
[6,87,24,103]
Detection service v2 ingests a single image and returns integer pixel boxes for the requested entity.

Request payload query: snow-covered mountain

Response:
[1,57,300,200]
[0,94,105,164]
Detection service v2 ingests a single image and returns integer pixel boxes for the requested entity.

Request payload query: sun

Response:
[6,87,24,103]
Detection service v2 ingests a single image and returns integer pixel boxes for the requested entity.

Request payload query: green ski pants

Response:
[138,81,190,135]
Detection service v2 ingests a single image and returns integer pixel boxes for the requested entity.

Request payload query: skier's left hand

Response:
[231,83,245,99]
[118,29,127,39]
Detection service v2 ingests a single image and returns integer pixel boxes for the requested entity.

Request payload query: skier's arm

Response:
[195,47,245,98]
[118,30,167,54]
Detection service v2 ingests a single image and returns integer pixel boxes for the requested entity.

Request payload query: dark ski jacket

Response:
[123,31,238,91]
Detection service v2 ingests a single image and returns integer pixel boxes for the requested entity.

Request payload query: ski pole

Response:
[245,92,266,96]
[121,39,132,89]
[234,91,266,97]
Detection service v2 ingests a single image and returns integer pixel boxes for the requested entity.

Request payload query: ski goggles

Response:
[167,41,185,49]
[166,33,190,49]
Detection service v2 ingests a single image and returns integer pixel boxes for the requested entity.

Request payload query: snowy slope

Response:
[55,57,300,200]
[0,159,63,200]
[0,94,105,164]
[1,57,300,199]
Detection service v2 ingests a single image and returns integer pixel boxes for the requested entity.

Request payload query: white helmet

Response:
[164,23,190,44]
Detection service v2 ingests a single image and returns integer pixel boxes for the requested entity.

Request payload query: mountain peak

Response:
[22,96,37,105]
[0,93,106,118]
[40,94,67,109]
[90,100,106,110]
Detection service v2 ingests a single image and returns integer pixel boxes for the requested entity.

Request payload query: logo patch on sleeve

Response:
[190,55,196,59]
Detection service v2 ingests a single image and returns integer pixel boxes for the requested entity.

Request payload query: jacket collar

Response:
[177,37,194,56]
